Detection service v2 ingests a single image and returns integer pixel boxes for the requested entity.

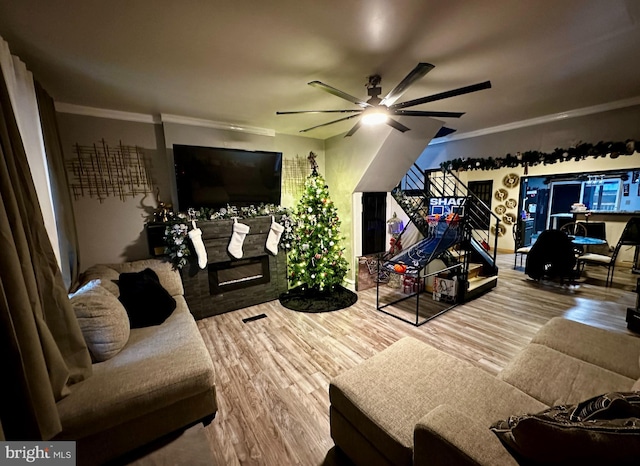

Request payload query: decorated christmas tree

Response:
[287,152,348,292]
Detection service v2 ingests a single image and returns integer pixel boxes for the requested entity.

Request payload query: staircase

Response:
[391,164,500,303]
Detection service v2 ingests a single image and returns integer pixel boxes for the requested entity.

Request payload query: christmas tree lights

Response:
[287,152,348,292]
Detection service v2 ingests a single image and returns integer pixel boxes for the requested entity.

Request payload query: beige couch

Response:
[330,317,640,465]
[54,259,217,465]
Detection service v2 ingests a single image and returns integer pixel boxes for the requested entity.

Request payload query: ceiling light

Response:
[361,108,388,125]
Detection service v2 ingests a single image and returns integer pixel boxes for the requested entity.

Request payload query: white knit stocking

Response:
[228,220,250,259]
[188,227,208,269]
[266,220,284,255]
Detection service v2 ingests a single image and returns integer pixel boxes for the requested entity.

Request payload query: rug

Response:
[279,285,358,313]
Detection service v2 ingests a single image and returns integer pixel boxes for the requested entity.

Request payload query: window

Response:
[549,178,621,213]
[468,180,493,229]
[582,179,620,211]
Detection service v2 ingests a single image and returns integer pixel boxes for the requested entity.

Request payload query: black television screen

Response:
[173,145,282,211]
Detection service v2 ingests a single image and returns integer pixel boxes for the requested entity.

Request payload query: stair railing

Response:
[434,169,501,268]
[394,164,501,270]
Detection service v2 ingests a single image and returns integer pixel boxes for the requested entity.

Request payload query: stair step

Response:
[468,263,483,279]
[467,275,498,292]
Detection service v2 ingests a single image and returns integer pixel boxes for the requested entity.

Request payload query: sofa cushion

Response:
[80,259,184,298]
[109,259,184,296]
[69,280,130,362]
[118,268,176,328]
[531,317,640,379]
[491,392,640,465]
[498,344,635,406]
[78,264,121,296]
[56,297,216,438]
[414,405,520,466]
[330,337,546,466]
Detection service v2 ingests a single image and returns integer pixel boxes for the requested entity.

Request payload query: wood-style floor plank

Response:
[129,253,638,466]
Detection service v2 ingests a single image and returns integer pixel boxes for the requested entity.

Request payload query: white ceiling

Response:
[1,0,640,140]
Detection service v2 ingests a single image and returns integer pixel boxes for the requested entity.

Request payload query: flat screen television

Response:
[173,145,282,211]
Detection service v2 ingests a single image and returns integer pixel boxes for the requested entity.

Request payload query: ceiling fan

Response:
[276,62,491,137]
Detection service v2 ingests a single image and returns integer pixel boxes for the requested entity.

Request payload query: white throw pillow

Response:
[69,280,130,362]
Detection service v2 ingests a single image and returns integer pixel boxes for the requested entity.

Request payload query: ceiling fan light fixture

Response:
[361,107,388,125]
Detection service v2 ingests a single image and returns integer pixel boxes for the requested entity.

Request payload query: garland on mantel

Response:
[160,203,294,270]
[439,140,638,172]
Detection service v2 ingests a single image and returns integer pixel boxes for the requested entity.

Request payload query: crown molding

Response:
[429,95,640,145]
[160,113,275,137]
[54,102,160,124]
[53,103,276,137]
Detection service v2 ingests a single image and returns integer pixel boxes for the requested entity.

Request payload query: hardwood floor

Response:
[128,253,638,466]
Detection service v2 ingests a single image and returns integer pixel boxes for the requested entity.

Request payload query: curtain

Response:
[0,52,92,441]
[0,36,61,268]
[35,82,80,290]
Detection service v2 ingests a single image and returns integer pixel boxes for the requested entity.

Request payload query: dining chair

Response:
[559,221,587,237]
[512,221,531,269]
[577,217,640,286]
[579,221,610,254]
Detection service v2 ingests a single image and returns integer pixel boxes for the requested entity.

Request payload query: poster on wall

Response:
[623,183,630,196]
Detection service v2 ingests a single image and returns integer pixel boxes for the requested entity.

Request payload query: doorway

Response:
[549,182,581,229]
[362,192,387,255]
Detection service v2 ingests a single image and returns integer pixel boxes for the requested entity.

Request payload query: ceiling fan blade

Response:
[385,118,411,133]
[308,81,372,107]
[390,81,492,110]
[393,110,465,118]
[434,126,457,138]
[299,114,361,133]
[276,109,362,115]
[344,120,362,137]
[381,62,435,106]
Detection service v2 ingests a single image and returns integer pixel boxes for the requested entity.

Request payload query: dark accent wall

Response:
[180,216,288,319]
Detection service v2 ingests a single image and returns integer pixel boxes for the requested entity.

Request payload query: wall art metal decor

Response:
[282,154,312,201]
[505,198,518,209]
[494,188,508,202]
[503,173,520,188]
[66,139,153,202]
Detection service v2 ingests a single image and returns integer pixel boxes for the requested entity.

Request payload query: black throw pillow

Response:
[117,268,176,328]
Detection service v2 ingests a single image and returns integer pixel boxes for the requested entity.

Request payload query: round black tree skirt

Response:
[279,285,358,313]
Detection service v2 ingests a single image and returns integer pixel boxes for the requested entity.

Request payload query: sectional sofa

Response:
[330,317,640,465]
[54,259,217,465]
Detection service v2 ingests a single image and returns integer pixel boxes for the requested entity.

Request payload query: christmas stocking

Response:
[188,227,208,269]
[228,220,250,259]
[266,219,284,255]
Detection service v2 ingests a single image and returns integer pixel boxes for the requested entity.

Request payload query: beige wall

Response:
[418,104,640,264]
[58,103,640,276]
[57,113,168,271]
[57,113,324,271]
[324,119,440,284]
[455,154,640,263]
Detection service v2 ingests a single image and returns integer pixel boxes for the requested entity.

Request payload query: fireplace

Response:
[209,255,270,294]
[179,216,288,319]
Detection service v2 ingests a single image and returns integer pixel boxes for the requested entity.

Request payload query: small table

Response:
[570,236,607,246]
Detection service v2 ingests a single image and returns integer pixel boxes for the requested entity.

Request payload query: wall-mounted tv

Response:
[173,144,282,211]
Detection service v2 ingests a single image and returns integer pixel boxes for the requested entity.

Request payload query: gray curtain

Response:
[35,81,80,290]
[0,63,92,440]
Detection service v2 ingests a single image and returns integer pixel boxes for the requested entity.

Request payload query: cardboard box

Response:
[433,277,457,303]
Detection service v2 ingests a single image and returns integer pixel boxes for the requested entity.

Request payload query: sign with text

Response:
[1,442,75,465]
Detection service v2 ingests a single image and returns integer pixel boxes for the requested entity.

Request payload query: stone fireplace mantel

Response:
[179,216,288,319]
